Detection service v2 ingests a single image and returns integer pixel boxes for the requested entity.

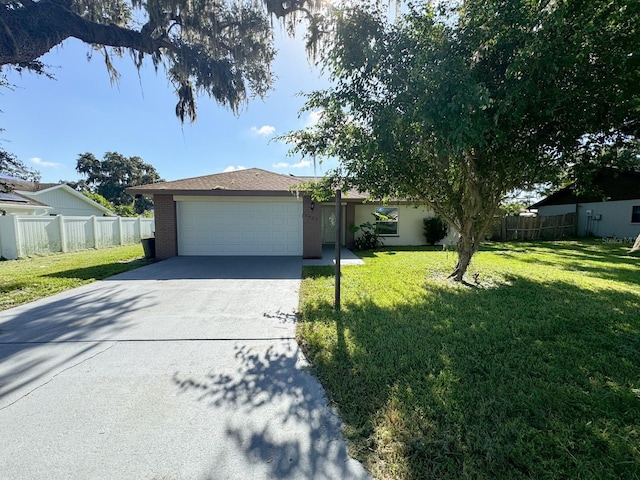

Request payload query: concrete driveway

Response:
[0,256,370,480]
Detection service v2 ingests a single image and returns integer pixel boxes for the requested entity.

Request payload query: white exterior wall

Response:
[538,200,640,238]
[577,200,640,238]
[535,204,576,217]
[353,204,459,246]
[0,214,154,260]
[26,188,106,216]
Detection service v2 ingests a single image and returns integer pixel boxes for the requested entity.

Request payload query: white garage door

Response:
[177,200,303,256]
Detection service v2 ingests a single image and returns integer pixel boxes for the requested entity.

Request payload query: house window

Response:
[632,205,640,223]
[375,207,399,235]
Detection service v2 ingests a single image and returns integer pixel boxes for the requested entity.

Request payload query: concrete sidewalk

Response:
[303,245,365,267]
[0,256,370,480]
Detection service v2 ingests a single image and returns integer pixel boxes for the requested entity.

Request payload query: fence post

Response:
[0,214,19,259]
[118,216,124,245]
[137,216,143,241]
[91,216,99,248]
[12,214,23,258]
[58,215,67,253]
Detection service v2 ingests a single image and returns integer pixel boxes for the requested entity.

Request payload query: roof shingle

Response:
[128,168,302,194]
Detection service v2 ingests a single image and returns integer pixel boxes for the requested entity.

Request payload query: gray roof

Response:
[530,169,640,208]
[126,168,368,200]
[0,191,51,208]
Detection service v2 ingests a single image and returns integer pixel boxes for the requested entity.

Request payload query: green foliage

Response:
[286,0,640,280]
[298,241,640,479]
[81,191,114,212]
[350,221,383,250]
[500,202,528,217]
[114,204,136,217]
[0,0,325,122]
[76,151,160,214]
[422,216,448,245]
[0,244,151,311]
[289,178,336,202]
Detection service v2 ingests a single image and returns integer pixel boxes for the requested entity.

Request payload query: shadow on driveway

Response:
[0,255,370,479]
[174,342,370,479]
[0,284,146,407]
[106,256,303,280]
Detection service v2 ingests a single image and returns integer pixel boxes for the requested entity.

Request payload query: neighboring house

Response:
[529,169,640,238]
[127,168,456,260]
[9,180,114,217]
[0,191,52,216]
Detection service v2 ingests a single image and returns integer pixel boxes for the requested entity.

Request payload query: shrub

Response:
[423,216,448,245]
[351,221,384,250]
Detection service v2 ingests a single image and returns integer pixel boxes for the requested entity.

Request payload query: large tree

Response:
[76,151,161,213]
[286,0,640,281]
[0,0,323,122]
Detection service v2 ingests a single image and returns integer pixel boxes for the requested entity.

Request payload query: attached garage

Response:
[126,168,332,260]
[176,198,303,256]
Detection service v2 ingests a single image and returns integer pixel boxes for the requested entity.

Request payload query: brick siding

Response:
[153,194,177,259]
[302,195,322,258]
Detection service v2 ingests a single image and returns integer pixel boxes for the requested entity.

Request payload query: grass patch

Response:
[298,241,640,479]
[0,245,153,311]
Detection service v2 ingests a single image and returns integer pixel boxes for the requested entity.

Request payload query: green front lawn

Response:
[298,241,640,480]
[0,245,153,311]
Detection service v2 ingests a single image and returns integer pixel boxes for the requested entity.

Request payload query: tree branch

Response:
[0,1,173,67]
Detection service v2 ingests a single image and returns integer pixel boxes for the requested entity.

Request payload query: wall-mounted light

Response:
[310,200,315,211]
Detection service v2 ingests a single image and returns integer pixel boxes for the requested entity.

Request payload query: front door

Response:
[322,206,337,243]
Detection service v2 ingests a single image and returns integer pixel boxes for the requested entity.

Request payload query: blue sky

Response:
[1,28,334,184]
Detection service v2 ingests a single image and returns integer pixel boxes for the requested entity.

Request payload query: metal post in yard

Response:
[334,189,341,311]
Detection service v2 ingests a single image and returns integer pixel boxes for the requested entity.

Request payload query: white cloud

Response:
[272,159,312,169]
[305,110,323,127]
[223,165,247,172]
[250,125,276,136]
[29,157,61,168]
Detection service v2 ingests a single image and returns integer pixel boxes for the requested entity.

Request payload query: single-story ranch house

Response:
[0,180,113,217]
[529,169,640,239]
[127,168,456,260]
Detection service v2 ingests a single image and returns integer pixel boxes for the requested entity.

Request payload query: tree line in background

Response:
[69,152,162,216]
[0,147,41,193]
[0,148,161,217]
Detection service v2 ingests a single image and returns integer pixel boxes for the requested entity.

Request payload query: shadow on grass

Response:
[43,258,154,281]
[298,271,640,479]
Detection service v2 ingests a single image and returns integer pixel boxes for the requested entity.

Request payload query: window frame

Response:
[631,205,640,223]
[374,206,399,236]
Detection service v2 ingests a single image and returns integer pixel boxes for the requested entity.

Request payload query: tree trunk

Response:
[632,233,640,252]
[447,209,496,282]
[449,231,475,282]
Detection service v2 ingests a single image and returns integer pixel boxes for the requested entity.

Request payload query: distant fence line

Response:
[491,213,576,241]
[0,214,154,260]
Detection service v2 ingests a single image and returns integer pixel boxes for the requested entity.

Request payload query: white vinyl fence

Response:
[0,214,154,260]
